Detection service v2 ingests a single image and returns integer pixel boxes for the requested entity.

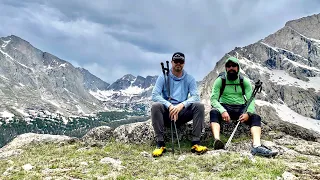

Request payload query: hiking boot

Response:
[152,146,166,157]
[191,144,208,154]
[213,139,224,150]
[251,145,278,158]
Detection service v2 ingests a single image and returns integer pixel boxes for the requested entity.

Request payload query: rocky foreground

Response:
[0,119,319,179]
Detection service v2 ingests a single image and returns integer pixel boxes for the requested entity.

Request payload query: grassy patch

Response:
[295,156,310,163]
[286,145,295,150]
[0,140,288,179]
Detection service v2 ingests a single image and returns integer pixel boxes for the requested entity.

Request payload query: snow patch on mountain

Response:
[287,26,320,43]
[43,98,61,108]
[239,57,271,74]
[46,65,54,70]
[0,49,33,71]
[120,86,146,96]
[1,39,11,48]
[0,111,15,118]
[282,58,320,72]
[277,47,308,61]
[89,86,152,101]
[59,63,67,68]
[89,90,116,101]
[75,105,84,114]
[269,70,320,92]
[0,75,9,81]
[11,107,29,117]
[239,56,320,92]
[256,100,320,133]
[260,42,278,52]
[260,41,317,62]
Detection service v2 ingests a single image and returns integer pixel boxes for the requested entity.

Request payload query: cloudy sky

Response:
[0,0,319,83]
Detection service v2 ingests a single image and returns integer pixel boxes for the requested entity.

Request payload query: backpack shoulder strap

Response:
[239,75,247,103]
[218,72,226,101]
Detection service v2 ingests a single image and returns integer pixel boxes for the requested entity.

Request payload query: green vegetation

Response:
[0,111,149,148]
[0,140,289,179]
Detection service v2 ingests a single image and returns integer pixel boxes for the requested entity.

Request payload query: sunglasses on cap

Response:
[226,63,238,68]
[173,59,184,64]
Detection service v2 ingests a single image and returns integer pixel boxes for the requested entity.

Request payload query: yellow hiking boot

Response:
[152,147,166,157]
[191,144,208,154]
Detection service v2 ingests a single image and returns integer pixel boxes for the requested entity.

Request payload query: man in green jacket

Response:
[210,56,277,157]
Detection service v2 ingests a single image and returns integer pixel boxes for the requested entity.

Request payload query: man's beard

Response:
[174,66,182,72]
[227,70,238,81]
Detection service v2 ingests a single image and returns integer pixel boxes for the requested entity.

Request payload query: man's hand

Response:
[176,103,184,112]
[169,103,184,121]
[239,113,249,122]
[172,114,178,121]
[221,111,230,122]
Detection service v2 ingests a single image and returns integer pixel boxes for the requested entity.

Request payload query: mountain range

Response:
[0,13,320,134]
[0,35,158,118]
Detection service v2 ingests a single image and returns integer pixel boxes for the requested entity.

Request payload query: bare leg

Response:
[210,122,221,140]
[251,126,261,146]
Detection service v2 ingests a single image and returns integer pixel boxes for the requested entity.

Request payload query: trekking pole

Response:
[161,61,175,155]
[165,61,175,155]
[166,61,182,154]
[171,121,175,155]
[224,80,263,150]
[173,119,181,154]
[166,61,182,155]
[161,61,182,155]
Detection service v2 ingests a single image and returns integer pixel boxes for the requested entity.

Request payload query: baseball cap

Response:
[172,52,185,61]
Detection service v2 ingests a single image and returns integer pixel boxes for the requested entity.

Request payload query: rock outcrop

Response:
[0,133,75,159]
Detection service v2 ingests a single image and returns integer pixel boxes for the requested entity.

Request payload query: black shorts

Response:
[210,104,261,127]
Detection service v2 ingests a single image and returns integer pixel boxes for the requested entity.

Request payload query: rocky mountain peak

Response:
[0,34,111,117]
[132,75,158,89]
[42,52,70,67]
[122,74,136,81]
[285,13,320,40]
[78,67,110,91]
[107,74,136,91]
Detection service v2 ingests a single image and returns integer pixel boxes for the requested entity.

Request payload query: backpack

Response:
[218,72,247,103]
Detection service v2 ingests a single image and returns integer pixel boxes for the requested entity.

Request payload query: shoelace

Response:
[257,145,272,154]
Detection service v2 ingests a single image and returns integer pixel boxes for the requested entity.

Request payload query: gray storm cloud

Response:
[0,0,319,83]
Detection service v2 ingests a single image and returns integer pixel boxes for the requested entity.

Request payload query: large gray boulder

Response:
[113,120,155,144]
[82,126,113,141]
[0,133,76,159]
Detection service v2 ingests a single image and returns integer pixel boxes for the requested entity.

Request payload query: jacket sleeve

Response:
[151,75,172,108]
[210,77,226,113]
[181,76,200,108]
[244,78,255,113]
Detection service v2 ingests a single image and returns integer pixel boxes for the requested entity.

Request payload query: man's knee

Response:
[210,109,221,123]
[250,114,261,127]
[151,102,165,112]
[191,102,204,111]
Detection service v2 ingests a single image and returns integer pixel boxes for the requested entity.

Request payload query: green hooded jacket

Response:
[210,56,255,114]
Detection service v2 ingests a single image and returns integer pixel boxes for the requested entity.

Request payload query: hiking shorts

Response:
[210,104,261,127]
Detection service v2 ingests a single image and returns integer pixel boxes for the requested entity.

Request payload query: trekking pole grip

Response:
[255,80,263,92]
[161,62,165,72]
[161,62,164,69]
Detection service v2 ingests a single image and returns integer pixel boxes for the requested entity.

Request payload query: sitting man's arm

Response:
[151,75,172,108]
[210,78,226,113]
[181,76,200,108]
